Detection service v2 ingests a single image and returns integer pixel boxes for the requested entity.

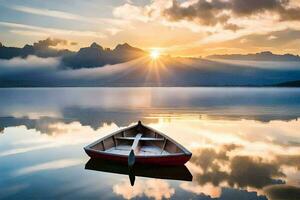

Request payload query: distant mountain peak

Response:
[114,43,133,51]
[207,51,300,61]
[23,44,34,51]
[23,44,32,48]
[259,51,273,55]
[62,42,145,69]
[90,42,103,50]
[119,43,130,47]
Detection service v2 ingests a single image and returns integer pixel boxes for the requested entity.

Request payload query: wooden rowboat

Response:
[84,121,192,166]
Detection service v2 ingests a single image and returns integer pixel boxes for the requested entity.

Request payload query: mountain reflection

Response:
[1,88,300,123]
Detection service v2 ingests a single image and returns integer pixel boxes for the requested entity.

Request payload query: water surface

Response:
[0,88,300,200]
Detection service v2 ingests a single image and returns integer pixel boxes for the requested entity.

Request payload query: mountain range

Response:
[0,40,300,87]
[0,41,146,68]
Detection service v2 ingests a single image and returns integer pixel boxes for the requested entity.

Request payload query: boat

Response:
[84,121,192,166]
[85,159,193,186]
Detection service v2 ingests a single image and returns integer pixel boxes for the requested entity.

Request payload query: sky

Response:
[0,0,300,56]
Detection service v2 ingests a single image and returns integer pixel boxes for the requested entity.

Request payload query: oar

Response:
[128,133,142,167]
[128,149,135,167]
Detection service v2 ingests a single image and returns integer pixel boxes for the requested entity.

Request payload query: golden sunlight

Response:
[150,49,160,60]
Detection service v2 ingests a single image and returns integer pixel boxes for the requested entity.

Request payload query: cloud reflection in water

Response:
[0,88,300,199]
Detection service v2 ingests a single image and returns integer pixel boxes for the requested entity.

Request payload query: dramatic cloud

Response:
[229,156,285,188]
[163,0,300,26]
[264,185,300,200]
[191,144,240,172]
[190,146,286,189]
[163,0,231,26]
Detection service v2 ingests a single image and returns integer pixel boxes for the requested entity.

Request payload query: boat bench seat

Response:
[116,136,164,141]
[106,145,170,155]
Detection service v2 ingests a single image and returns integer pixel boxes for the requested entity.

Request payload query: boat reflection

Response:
[85,159,193,186]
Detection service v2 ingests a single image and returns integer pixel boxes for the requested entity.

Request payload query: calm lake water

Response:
[0,88,300,200]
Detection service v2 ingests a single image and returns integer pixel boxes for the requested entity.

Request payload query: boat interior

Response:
[89,124,184,156]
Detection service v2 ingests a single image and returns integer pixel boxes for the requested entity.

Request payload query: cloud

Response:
[113,179,175,200]
[0,55,141,86]
[180,182,269,199]
[0,56,60,71]
[264,185,300,200]
[113,1,172,22]
[33,38,68,48]
[6,1,300,56]
[9,30,50,37]
[163,0,231,26]
[0,21,106,38]
[180,182,221,198]
[233,29,300,47]
[0,121,116,157]
[268,35,278,40]
[9,5,128,37]
[190,146,286,189]
[231,0,287,16]
[11,5,83,20]
[163,0,300,27]
[70,41,78,46]
[0,144,55,157]
[13,159,84,176]
[275,155,300,169]
[113,3,150,22]
[0,56,62,86]
[112,0,300,49]
[191,144,242,172]
[30,38,77,48]
[10,5,125,27]
[219,187,269,200]
[223,23,242,31]
[229,156,285,188]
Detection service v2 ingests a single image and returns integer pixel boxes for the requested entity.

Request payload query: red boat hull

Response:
[85,149,191,166]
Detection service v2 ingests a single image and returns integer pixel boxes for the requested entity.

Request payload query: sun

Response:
[150,49,160,60]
